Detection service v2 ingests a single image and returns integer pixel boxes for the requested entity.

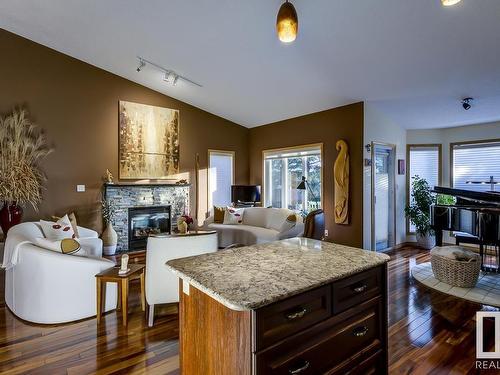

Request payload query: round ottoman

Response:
[430,246,481,288]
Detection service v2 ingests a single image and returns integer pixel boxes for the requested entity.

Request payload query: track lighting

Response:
[136,59,146,72]
[135,56,202,87]
[462,98,473,111]
[163,71,179,86]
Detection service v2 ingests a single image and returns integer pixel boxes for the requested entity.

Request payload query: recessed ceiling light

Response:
[442,0,462,6]
[276,0,298,43]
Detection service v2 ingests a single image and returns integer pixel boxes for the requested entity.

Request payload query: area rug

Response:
[411,262,500,307]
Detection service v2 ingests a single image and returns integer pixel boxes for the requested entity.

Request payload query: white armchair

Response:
[145,232,218,326]
[3,222,117,324]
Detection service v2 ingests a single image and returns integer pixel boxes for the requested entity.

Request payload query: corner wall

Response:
[249,103,365,248]
[363,103,407,250]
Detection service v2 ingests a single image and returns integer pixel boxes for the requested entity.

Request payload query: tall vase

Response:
[0,202,23,236]
[102,222,118,255]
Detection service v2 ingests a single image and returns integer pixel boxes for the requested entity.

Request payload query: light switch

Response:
[76,184,86,192]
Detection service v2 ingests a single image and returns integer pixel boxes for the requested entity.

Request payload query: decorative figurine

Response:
[119,254,130,275]
[334,140,350,225]
[105,169,114,184]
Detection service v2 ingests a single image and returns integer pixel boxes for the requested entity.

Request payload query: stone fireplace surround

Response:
[104,183,190,252]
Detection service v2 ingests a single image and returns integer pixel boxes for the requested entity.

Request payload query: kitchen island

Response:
[166,237,390,375]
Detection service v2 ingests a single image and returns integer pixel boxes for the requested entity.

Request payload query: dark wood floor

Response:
[0,246,498,374]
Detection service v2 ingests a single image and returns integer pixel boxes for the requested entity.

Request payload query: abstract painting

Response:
[119,101,179,179]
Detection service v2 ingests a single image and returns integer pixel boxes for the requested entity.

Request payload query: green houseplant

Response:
[405,176,436,249]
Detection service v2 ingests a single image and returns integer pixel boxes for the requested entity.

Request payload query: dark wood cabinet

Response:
[179,264,388,375]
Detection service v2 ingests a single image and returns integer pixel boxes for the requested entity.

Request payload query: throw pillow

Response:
[223,207,244,225]
[40,214,76,240]
[52,212,80,238]
[280,213,298,232]
[214,206,225,224]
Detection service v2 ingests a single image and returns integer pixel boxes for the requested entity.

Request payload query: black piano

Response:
[431,186,500,271]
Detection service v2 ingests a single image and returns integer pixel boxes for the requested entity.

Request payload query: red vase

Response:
[0,202,23,235]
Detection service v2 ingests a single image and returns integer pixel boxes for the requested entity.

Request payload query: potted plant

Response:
[101,199,118,255]
[405,176,436,250]
[177,214,193,234]
[0,109,52,234]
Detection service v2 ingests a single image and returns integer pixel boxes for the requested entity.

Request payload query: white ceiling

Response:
[1,0,500,129]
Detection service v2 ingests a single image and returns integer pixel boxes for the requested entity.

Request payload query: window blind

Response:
[209,152,234,207]
[453,142,500,192]
[408,146,440,232]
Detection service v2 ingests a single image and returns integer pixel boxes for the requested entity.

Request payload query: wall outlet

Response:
[76,184,86,192]
[324,229,329,237]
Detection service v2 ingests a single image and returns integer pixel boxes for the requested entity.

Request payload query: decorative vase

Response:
[178,220,188,234]
[0,202,23,235]
[102,222,118,255]
[416,233,436,250]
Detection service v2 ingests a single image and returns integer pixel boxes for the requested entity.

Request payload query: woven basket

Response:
[431,248,481,288]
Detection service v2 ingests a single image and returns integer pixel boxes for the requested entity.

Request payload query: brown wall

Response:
[0,29,249,231]
[249,103,364,247]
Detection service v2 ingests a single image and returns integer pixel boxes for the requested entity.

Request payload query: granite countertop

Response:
[166,238,390,311]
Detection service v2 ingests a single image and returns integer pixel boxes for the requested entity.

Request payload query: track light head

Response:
[136,59,146,72]
[163,71,179,86]
[462,97,473,111]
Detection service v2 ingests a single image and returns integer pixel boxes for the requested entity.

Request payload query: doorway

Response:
[371,142,396,251]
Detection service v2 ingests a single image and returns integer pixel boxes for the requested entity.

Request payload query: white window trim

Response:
[207,149,235,209]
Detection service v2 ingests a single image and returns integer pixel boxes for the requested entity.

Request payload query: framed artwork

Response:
[119,101,179,179]
[398,159,405,175]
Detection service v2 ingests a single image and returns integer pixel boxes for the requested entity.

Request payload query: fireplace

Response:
[128,206,171,250]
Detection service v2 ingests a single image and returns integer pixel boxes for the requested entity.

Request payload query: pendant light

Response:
[276,0,298,43]
[441,0,461,6]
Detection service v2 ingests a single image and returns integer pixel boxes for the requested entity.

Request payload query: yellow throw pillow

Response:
[280,214,297,232]
[60,238,81,255]
[214,206,225,224]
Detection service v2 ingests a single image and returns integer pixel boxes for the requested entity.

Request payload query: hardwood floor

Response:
[0,246,497,374]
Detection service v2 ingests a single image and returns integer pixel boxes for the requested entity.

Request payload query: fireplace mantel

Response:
[104,183,190,252]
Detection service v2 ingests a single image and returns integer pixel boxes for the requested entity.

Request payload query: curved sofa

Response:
[203,207,304,248]
[3,222,117,324]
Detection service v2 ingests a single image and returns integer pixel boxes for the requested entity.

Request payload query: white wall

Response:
[407,120,500,243]
[363,103,407,250]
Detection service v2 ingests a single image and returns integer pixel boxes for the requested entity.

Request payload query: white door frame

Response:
[370,141,397,251]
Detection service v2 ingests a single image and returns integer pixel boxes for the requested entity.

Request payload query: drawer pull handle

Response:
[285,307,308,320]
[289,360,310,374]
[353,284,367,293]
[353,326,369,337]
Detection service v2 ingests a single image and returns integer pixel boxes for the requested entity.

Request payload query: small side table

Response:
[95,264,145,326]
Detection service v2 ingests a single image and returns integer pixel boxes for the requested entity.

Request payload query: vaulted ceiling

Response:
[1,0,500,129]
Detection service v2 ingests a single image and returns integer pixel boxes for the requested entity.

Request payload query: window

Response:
[452,141,500,192]
[263,144,322,212]
[208,150,234,208]
[407,144,441,233]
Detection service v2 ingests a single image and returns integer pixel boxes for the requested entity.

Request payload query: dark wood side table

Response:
[95,264,145,326]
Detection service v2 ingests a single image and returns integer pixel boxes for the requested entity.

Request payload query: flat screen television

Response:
[231,185,261,204]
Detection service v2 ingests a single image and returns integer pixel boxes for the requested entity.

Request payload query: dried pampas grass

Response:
[0,109,53,210]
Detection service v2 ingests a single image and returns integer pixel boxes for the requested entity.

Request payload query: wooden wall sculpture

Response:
[334,140,349,224]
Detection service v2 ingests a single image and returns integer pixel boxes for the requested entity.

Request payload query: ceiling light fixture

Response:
[276,0,298,43]
[441,0,462,6]
[136,59,146,72]
[135,56,202,87]
[462,97,473,110]
[163,71,179,86]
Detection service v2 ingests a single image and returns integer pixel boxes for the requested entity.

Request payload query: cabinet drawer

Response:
[255,304,381,374]
[254,285,332,350]
[332,267,382,314]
